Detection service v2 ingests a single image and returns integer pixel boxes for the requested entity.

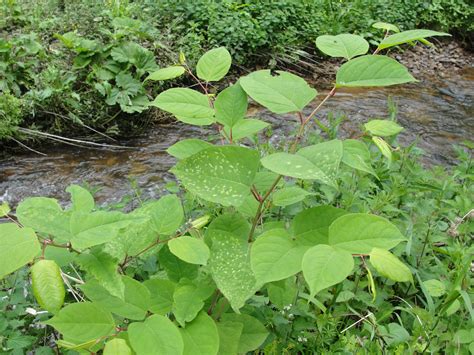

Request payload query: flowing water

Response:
[1,67,473,206]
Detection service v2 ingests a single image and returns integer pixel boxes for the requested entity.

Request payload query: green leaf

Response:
[196,47,232,82]
[216,321,243,355]
[159,245,199,282]
[261,153,333,186]
[76,249,125,299]
[168,236,210,265]
[172,284,206,326]
[369,248,413,283]
[240,70,317,113]
[342,139,378,178]
[70,211,133,249]
[223,118,269,141]
[422,279,446,297]
[146,66,185,81]
[378,29,450,50]
[16,197,71,242]
[180,312,219,355]
[31,260,65,314]
[44,302,115,344]
[328,213,406,254]
[272,186,311,206]
[292,206,348,246]
[0,223,41,280]
[149,194,184,235]
[316,34,369,60]
[302,244,354,297]
[267,277,298,309]
[364,119,403,136]
[128,315,183,355]
[151,88,215,125]
[372,22,400,33]
[80,276,150,320]
[251,229,308,283]
[167,139,213,160]
[104,339,132,355]
[214,83,248,127]
[372,136,392,161]
[209,231,259,312]
[66,184,94,212]
[297,139,343,179]
[336,55,416,87]
[171,146,260,207]
[144,279,176,315]
[220,313,269,353]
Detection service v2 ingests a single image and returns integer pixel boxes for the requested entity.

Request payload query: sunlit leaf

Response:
[146,66,186,81]
[66,185,94,213]
[196,47,232,82]
[168,236,210,265]
[316,34,369,59]
[372,22,400,33]
[364,119,403,136]
[104,339,132,355]
[369,248,413,283]
[31,260,65,314]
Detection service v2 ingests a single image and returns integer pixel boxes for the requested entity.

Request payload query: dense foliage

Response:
[1,0,472,141]
[1,27,473,354]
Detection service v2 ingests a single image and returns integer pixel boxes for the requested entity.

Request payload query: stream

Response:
[1,67,473,206]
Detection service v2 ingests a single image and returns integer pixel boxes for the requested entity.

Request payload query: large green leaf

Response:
[261,153,334,186]
[104,339,132,355]
[146,66,186,81]
[45,302,115,344]
[171,146,260,207]
[180,312,219,355]
[31,260,65,314]
[205,213,250,243]
[16,197,71,242]
[168,236,210,265]
[316,34,369,60]
[364,119,403,137]
[222,118,269,141]
[240,70,317,113]
[69,211,133,249]
[214,83,248,127]
[167,139,213,160]
[250,229,308,284]
[196,47,232,82]
[208,230,259,312]
[302,244,354,297]
[151,88,215,125]
[144,279,176,315]
[80,276,150,320]
[76,249,124,299]
[0,223,40,280]
[220,313,269,353]
[328,213,406,254]
[66,185,94,213]
[297,139,343,179]
[128,315,183,355]
[336,55,416,87]
[369,248,413,283]
[272,186,311,206]
[148,194,184,235]
[342,139,378,177]
[292,206,348,246]
[378,29,450,50]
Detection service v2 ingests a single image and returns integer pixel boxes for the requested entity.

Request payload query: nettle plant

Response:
[0,27,450,353]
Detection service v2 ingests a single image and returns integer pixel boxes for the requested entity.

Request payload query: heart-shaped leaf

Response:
[171,146,260,207]
[151,88,214,125]
[196,47,232,82]
[316,34,369,60]
[240,70,317,113]
[336,55,416,87]
[328,213,406,254]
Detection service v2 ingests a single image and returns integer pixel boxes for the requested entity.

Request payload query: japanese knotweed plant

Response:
[0,26,452,354]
